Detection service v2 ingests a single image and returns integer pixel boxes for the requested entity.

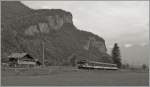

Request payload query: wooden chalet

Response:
[8,53,41,67]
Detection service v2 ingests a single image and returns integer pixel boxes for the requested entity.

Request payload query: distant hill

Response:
[121,45,149,67]
[1,1,113,65]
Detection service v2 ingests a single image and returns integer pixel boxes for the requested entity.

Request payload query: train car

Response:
[77,60,118,70]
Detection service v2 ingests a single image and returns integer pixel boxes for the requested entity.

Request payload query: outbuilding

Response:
[8,53,41,67]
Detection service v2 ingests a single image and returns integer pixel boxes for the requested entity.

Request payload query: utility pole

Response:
[42,41,45,67]
[87,37,93,71]
[88,37,95,61]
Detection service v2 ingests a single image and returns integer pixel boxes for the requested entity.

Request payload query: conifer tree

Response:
[112,43,122,68]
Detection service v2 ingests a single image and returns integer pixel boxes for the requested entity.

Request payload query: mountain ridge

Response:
[1,1,113,65]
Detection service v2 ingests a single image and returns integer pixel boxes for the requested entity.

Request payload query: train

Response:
[77,60,118,70]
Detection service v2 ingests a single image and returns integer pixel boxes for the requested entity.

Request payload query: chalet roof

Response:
[8,53,27,58]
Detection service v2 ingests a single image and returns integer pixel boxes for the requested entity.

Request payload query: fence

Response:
[2,66,79,76]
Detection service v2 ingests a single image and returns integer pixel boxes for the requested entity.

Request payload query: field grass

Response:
[1,66,149,86]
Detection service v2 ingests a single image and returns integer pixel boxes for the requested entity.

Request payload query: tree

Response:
[70,56,77,67]
[142,64,147,70]
[122,63,130,69]
[111,43,122,68]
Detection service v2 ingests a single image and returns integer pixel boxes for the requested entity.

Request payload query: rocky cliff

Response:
[1,1,113,65]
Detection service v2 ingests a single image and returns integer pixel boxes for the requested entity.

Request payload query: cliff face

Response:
[1,1,113,65]
[24,12,72,35]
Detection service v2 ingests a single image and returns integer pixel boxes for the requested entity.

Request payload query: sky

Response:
[22,1,149,66]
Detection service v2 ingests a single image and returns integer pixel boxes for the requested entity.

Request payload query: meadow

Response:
[1,66,149,86]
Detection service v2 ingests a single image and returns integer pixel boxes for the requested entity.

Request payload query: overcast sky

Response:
[22,1,149,49]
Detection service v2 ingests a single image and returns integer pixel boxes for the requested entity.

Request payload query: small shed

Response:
[8,53,41,67]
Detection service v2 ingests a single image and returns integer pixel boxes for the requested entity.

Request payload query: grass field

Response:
[1,67,149,86]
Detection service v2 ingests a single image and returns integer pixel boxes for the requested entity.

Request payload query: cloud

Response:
[124,44,133,48]
[140,42,148,46]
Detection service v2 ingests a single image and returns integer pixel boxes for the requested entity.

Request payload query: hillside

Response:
[1,1,113,65]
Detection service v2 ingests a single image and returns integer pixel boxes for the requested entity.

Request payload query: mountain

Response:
[1,1,113,65]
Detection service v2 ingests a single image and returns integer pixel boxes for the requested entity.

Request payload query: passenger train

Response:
[77,60,118,70]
